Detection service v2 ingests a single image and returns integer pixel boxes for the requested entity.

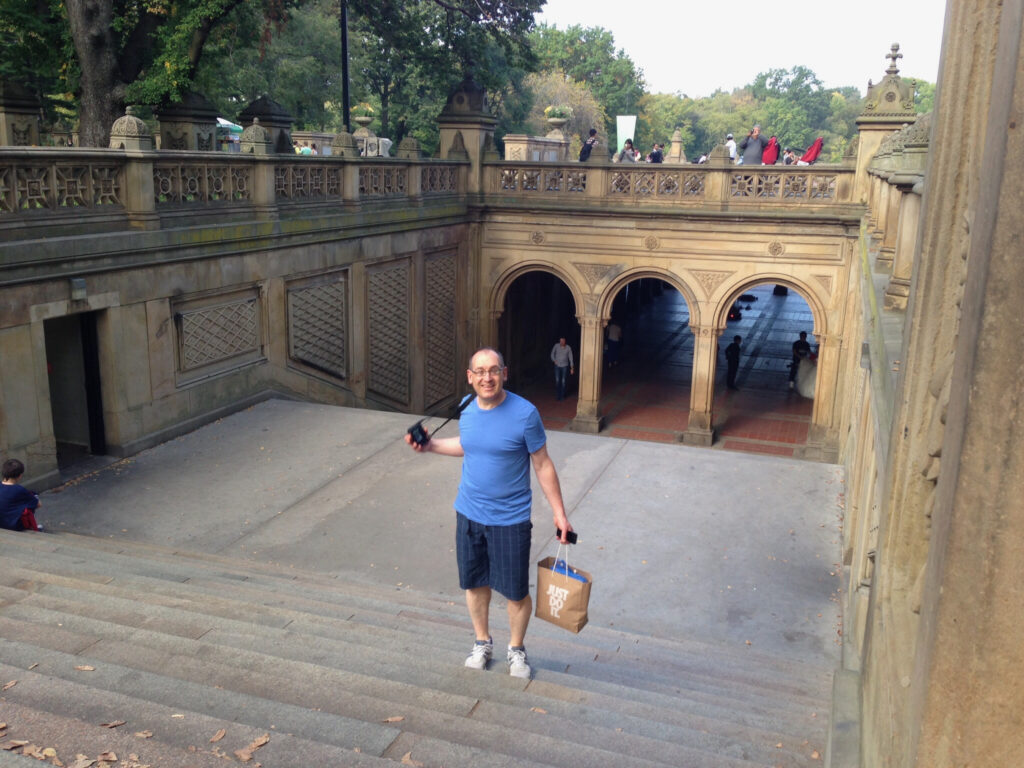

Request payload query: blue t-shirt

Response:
[0,483,38,530]
[454,391,547,526]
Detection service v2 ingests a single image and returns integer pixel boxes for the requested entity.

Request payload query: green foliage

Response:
[523,71,606,147]
[529,23,645,142]
[0,0,77,124]
[910,77,935,113]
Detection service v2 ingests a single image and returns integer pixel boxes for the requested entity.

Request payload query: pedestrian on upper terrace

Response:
[647,143,664,163]
[579,128,599,162]
[1,459,42,532]
[723,335,742,391]
[739,124,770,165]
[616,139,637,163]
[725,133,737,161]
[404,348,573,680]
[550,337,575,401]
[783,148,798,165]
[790,331,812,389]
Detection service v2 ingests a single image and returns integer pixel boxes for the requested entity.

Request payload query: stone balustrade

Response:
[485,161,856,210]
[0,147,467,242]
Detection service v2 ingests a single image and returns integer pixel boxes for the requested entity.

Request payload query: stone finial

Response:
[665,128,687,164]
[330,130,358,158]
[238,95,295,153]
[396,136,422,159]
[240,117,271,154]
[109,106,153,150]
[858,44,916,124]
[439,76,489,118]
[707,144,731,167]
[156,91,218,151]
[886,43,903,75]
[0,78,42,146]
[844,135,860,160]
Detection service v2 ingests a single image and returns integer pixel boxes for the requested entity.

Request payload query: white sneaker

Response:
[464,638,492,670]
[507,646,531,679]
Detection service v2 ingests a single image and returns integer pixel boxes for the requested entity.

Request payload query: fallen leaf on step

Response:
[97,752,117,762]
[28,664,38,670]
[100,721,126,729]
[234,733,270,762]
[811,750,821,759]
[530,707,547,714]
[134,731,152,739]
[42,747,58,758]
[2,681,16,690]
[776,743,783,748]
[352,747,361,753]
[67,756,96,768]
[210,729,226,743]
[381,716,405,723]
[1,741,29,751]
[400,752,424,767]
[21,745,44,759]
[0,724,5,731]
[74,666,95,672]
[171,714,184,719]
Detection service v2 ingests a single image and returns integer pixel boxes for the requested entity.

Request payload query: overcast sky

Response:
[536,0,948,98]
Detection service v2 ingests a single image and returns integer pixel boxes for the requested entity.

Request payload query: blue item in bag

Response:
[552,559,589,583]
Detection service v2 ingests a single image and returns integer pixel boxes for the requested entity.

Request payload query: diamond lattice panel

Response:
[368,264,410,404]
[180,300,258,370]
[425,253,457,408]
[288,279,347,379]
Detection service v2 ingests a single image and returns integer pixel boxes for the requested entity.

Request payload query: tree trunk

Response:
[65,0,127,146]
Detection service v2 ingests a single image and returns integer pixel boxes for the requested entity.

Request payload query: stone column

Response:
[682,323,718,446]
[435,78,496,196]
[877,178,902,270]
[570,313,604,433]
[800,332,842,460]
[883,180,923,310]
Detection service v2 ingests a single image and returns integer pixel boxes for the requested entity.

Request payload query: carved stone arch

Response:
[489,260,586,321]
[597,267,702,328]
[712,273,830,337]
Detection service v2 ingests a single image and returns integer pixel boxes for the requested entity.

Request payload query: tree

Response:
[522,71,606,145]
[2,0,542,145]
[529,23,645,142]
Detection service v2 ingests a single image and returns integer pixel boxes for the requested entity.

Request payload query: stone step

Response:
[0,606,795,768]
[3,563,826,728]
[0,636,699,768]
[6,531,830,679]
[0,673,392,768]
[0,531,830,765]
[0,585,822,767]
[1,540,827,703]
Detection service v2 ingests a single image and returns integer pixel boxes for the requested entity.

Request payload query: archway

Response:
[599,277,695,442]
[496,270,580,422]
[711,282,820,457]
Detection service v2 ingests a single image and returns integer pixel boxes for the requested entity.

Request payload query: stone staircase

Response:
[0,529,830,767]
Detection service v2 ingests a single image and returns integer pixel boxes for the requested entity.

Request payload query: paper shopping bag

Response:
[535,555,592,633]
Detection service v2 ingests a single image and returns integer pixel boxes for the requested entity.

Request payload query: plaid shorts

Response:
[455,512,532,601]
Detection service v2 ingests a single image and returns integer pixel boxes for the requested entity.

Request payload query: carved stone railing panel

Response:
[488,164,849,208]
[177,298,259,371]
[367,261,410,404]
[359,165,408,198]
[288,277,347,380]
[421,165,458,194]
[424,252,457,408]
[155,160,250,205]
[0,158,125,214]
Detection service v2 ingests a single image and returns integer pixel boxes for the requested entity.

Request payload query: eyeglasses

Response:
[470,367,503,378]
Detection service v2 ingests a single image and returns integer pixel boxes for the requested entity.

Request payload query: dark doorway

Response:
[44,312,107,468]
[498,272,578,394]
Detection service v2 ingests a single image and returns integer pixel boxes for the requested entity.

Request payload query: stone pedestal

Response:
[238,96,295,154]
[156,91,218,151]
[0,79,41,146]
[436,78,496,195]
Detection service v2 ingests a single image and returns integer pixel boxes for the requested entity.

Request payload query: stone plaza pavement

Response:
[38,398,844,668]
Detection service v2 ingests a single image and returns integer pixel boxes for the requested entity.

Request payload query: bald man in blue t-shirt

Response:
[405,347,572,679]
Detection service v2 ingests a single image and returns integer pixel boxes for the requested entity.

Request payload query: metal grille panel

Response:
[179,299,259,370]
[367,264,410,403]
[288,279,348,379]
